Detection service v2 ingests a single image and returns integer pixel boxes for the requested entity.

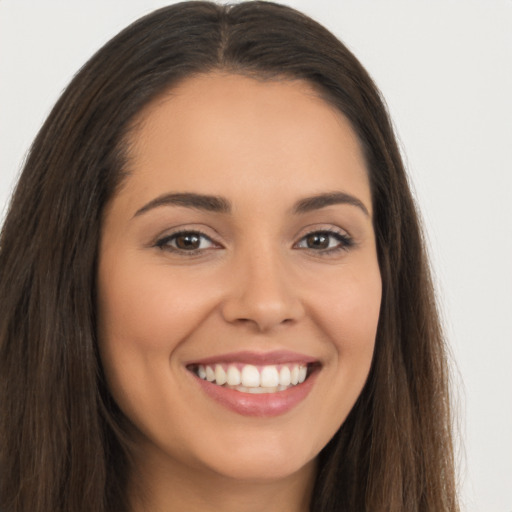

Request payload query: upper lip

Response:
[185,350,319,366]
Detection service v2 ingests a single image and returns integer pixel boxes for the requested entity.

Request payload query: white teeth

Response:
[205,366,215,382]
[247,386,272,394]
[193,362,312,392]
[290,365,299,385]
[241,364,260,387]
[279,366,291,386]
[260,365,279,387]
[215,364,227,385]
[226,365,241,386]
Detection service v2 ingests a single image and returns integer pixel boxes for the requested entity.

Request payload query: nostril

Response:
[223,297,301,322]
[227,314,297,333]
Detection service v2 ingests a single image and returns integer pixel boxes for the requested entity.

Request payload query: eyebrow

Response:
[134,192,231,217]
[293,191,370,217]
[133,190,369,218]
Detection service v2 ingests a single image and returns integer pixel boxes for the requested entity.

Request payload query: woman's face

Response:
[97,73,381,482]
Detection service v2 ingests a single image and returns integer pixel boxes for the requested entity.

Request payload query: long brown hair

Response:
[0,2,458,511]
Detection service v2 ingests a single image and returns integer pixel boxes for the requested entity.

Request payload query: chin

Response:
[203,450,316,483]
[178,421,325,484]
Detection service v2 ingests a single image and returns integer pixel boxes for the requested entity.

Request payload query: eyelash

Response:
[154,228,354,256]
[293,229,354,254]
[155,230,217,254]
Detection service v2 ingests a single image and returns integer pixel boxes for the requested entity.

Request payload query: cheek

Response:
[306,260,381,420]
[97,259,216,355]
[96,256,218,415]
[96,261,226,452]
[330,279,381,352]
[308,258,382,351]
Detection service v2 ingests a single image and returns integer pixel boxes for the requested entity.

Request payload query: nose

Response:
[221,248,305,332]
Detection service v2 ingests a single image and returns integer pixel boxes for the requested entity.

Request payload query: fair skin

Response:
[97,73,382,512]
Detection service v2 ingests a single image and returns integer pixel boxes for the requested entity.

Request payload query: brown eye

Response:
[305,233,330,249]
[156,231,217,252]
[174,233,201,250]
[295,230,353,253]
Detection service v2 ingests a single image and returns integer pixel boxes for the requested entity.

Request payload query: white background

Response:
[1,1,511,511]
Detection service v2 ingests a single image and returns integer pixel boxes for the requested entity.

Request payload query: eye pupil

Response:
[175,234,201,250]
[306,233,330,249]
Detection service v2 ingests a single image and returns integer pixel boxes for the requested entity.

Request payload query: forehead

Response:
[119,72,371,215]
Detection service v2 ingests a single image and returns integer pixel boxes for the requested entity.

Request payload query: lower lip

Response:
[191,371,318,417]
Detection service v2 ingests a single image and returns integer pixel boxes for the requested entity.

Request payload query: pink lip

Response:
[185,350,320,417]
[185,350,318,366]
[192,374,317,417]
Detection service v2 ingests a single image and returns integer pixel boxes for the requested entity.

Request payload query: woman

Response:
[0,2,458,511]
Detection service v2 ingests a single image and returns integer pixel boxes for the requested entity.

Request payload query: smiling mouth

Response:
[187,362,318,394]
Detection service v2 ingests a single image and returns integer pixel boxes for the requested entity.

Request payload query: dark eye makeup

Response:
[155,230,217,252]
[293,229,354,253]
